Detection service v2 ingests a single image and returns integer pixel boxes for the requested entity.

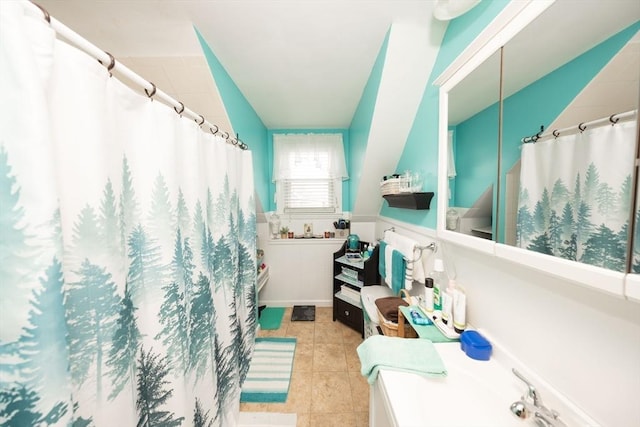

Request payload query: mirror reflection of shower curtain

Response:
[0,2,256,425]
[517,120,636,272]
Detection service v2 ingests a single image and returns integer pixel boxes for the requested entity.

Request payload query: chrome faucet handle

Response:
[512,368,543,407]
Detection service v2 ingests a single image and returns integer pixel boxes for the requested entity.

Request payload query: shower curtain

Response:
[517,119,636,272]
[0,2,257,426]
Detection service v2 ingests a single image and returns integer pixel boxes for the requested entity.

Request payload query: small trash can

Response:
[360,285,394,339]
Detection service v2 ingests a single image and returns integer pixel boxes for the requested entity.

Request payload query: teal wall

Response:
[348,30,390,212]
[450,102,500,208]
[195,28,269,212]
[380,0,509,227]
[266,129,350,212]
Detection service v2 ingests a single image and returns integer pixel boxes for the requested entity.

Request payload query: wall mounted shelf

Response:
[383,192,434,210]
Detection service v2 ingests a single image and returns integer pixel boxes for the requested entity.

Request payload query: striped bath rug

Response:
[240,337,296,403]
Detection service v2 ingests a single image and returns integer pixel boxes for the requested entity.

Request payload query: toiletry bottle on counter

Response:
[429,259,446,311]
[453,287,467,333]
[441,280,455,328]
[424,278,434,314]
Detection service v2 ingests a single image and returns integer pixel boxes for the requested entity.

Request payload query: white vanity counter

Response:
[370,342,596,427]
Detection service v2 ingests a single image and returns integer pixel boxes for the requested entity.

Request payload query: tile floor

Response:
[240,306,369,427]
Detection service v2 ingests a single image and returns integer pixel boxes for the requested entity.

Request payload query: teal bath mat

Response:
[240,337,297,403]
[259,307,285,330]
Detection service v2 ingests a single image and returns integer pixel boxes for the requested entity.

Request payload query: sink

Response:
[374,342,534,427]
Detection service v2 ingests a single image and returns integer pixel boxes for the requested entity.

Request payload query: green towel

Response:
[356,335,447,384]
[391,249,406,294]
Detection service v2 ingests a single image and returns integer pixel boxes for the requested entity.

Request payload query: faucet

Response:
[510,369,568,427]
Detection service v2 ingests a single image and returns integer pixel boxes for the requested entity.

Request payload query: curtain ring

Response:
[174,101,184,115]
[222,131,229,140]
[144,82,156,99]
[98,52,115,76]
[209,124,219,135]
[231,138,238,146]
[609,114,619,125]
[578,122,587,132]
[32,2,51,23]
[553,130,560,138]
[195,115,205,126]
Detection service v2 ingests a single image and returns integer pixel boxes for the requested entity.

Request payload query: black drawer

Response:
[334,297,363,334]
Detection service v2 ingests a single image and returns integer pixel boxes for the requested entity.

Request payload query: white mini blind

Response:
[283,179,336,212]
[273,133,347,213]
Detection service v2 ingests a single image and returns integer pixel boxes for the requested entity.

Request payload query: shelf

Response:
[335,255,365,269]
[257,266,269,293]
[335,273,363,288]
[383,192,434,210]
[334,291,362,308]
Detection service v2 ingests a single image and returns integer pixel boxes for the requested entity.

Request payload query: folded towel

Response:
[357,335,447,384]
[385,231,426,285]
[385,242,393,288]
[374,296,408,323]
[378,241,387,281]
[391,249,406,294]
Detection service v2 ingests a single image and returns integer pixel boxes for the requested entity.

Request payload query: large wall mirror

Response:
[441,0,640,280]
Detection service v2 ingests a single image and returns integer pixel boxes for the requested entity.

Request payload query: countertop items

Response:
[460,330,492,361]
[370,341,595,427]
[372,343,523,427]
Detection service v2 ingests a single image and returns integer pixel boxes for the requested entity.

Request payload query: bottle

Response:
[367,244,374,258]
[363,244,370,260]
[441,279,455,328]
[429,259,446,312]
[424,278,434,314]
[446,208,459,231]
[453,287,467,333]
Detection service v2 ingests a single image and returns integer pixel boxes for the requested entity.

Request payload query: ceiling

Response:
[36,0,442,129]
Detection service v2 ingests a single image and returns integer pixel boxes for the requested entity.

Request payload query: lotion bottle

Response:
[453,286,467,333]
[424,278,434,314]
[441,279,455,328]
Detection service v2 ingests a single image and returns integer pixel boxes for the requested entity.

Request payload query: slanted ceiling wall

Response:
[196,22,443,219]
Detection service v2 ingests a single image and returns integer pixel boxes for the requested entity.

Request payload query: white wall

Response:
[376,218,640,427]
[256,221,376,306]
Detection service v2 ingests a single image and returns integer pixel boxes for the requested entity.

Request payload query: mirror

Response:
[441,0,640,275]
[499,0,639,273]
[446,49,501,241]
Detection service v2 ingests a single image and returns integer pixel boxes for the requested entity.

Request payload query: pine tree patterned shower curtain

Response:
[0,2,257,425]
[517,118,637,272]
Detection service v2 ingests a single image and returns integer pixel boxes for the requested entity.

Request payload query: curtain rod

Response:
[521,109,637,144]
[26,1,247,150]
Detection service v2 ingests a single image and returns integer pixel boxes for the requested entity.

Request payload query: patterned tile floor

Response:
[240,306,369,427]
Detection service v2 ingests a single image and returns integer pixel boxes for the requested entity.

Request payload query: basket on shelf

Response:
[375,289,417,338]
[380,173,423,195]
[380,177,405,196]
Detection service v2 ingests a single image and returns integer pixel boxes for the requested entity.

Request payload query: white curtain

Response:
[272,133,348,181]
[517,119,636,272]
[0,2,256,426]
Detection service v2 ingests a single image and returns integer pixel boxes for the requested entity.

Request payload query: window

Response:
[273,133,348,214]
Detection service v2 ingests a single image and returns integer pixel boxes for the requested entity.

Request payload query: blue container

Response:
[347,234,360,251]
[460,330,492,361]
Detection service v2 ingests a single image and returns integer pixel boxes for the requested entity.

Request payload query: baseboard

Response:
[238,412,296,426]
[257,299,332,307]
